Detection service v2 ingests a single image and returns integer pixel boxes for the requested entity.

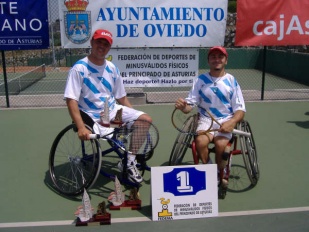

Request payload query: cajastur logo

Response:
[157,198,173,220]
[64,0,91,44]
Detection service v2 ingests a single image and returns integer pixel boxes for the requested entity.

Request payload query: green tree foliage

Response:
[228,0,237,13]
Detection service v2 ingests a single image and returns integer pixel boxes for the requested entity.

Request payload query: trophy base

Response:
[109,199,141,210]
[75,213,111,226]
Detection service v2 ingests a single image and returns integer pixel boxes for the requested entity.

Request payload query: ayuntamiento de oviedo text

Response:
[96,6,225,38]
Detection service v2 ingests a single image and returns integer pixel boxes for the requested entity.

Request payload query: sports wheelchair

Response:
[49,111,159,197]
[169,114,259,199]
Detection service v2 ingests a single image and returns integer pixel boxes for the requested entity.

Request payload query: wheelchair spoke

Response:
[239,121,259,186]
[169,115,197,166]
[49,124,101,196]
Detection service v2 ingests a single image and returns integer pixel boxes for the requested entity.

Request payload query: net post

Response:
[261,46,267,100]
[1,50,10,107]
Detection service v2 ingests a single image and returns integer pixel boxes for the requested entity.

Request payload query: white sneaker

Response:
[221,179,228,188]
[217,167,228,187]
[117,160,124,172]
[117,160,143,183]
[217,177,228,188]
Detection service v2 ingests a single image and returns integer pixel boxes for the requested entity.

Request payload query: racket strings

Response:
[172,108,198,134]
[172,107,219,136]
[115,120,159,156]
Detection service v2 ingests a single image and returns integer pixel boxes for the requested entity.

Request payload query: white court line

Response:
[0,206,308,228]
[274,89,309,92]
[218,206,309,217]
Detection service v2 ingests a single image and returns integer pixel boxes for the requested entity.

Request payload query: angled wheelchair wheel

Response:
[238,120,259,186]
[49,124,102,196]
[169,115,197,166]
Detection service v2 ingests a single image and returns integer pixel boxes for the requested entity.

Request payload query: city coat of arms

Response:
[64,0,91,44]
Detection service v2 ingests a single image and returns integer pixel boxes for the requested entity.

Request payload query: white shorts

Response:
[93,104,145,137]
[196,116,232,140]
[111,104,145,122]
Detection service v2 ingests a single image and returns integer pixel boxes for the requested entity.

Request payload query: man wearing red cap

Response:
[64,29,152,183]
[174,46,246,187]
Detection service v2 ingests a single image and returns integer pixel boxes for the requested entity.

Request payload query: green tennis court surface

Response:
[0,101,308,231]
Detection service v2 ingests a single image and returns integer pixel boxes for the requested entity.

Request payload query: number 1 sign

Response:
[151,164,218,221]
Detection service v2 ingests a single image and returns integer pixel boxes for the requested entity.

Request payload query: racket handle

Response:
[89,134,100,139]
[232,129,251,137]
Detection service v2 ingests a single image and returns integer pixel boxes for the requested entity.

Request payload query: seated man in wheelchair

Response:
[64,28,152,184]
[175,46,246,186]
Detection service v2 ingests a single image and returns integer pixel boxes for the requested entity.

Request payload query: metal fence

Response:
[1,48,308,108]
[0,1,308,108]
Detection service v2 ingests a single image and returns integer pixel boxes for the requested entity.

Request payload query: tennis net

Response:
[0,64,46,95]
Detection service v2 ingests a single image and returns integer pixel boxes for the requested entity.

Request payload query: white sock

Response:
[127,152,135,165]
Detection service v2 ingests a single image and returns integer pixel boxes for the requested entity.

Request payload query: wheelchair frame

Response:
[49,113,155,197]
[169,114,259,199]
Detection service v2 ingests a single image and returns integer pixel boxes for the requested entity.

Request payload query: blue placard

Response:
[0,0,49,50]
[163,167,206,196]
[151,164,218,221]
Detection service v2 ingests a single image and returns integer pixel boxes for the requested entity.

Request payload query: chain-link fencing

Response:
[1,1,308,108]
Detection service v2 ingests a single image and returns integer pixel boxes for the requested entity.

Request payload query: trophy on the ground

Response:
[108,176,141,210]
[93,201,111,225]
[75,189,111,226]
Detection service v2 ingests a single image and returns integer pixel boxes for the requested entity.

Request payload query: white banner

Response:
[59,0,227,48]
[108,48,199,87]
[151,165,218,221]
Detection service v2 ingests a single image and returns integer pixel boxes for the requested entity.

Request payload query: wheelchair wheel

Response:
[169,115,197,165]
[49,124,102,196]
[238,120,259,186]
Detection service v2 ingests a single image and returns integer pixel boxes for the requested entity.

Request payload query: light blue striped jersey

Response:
[186,72,246,119]
[64,57,126,120]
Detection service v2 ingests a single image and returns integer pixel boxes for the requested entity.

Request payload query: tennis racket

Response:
[171,104,251,137]
[89,119,159,156]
